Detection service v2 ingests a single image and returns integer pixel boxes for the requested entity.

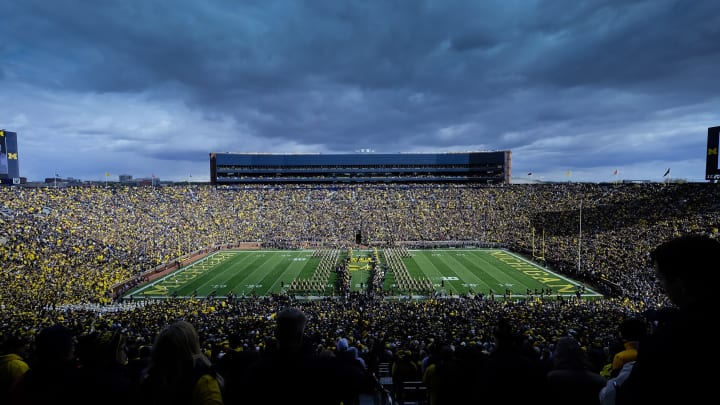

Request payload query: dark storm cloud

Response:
[0,0,718,181]
[523,1,720,90]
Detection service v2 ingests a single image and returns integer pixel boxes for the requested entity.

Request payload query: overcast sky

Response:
[1,0,718,183]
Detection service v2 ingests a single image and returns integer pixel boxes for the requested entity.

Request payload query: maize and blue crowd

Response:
[1,182,718,404]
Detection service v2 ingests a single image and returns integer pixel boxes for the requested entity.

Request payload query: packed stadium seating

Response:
[1,182,718,403]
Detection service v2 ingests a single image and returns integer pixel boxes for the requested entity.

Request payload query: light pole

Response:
[577,197,582,273]
[577,190,614,274]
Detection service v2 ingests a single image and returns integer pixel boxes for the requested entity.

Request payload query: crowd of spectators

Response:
[1,181,718,403]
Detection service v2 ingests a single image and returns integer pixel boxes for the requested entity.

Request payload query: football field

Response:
[123,249,600,300]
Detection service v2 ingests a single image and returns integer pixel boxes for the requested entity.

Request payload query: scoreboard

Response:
[707,126,720,181]
[0,129,20,184]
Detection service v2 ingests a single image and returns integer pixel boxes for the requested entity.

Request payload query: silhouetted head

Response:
[650,234,720,307]
[553,336,593,370]
[336,338,349,353]
[275,307,307,351]
[150,320,209,381]
[619,318,647,342]
[35,324,75,365]
[493,317,521,349]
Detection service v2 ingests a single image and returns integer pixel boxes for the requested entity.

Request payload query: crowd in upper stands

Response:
[1,182,718,403]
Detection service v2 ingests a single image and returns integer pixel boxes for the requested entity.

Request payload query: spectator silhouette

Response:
[391,347,421,401]
[599,360,635,405]
[609,318,645,378]
[617,234,720,404]
[76,329,137,405]
[423,343,482,405]
[480,317,548,401]
[139,320,224,405]
[10,324,81,405]
[334,338,376,405]
[1,335,30,403]
[126,343,152,389]
[244,307,368,405]
[546,336,606,405]
[429,343,487,405]
[214,333,259,405]
[336,338,367,370]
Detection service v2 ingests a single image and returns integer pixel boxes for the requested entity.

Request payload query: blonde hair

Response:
[150,320,211,385]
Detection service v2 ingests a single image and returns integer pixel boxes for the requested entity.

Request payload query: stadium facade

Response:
[210,151,512,185]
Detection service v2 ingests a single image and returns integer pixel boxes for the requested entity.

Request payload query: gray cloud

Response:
[1,0,718,182]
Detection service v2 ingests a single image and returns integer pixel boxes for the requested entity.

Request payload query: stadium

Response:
[2,160,719,402]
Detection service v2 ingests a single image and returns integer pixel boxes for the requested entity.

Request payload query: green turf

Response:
[123,249,600,300]
[404,249,588,297]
